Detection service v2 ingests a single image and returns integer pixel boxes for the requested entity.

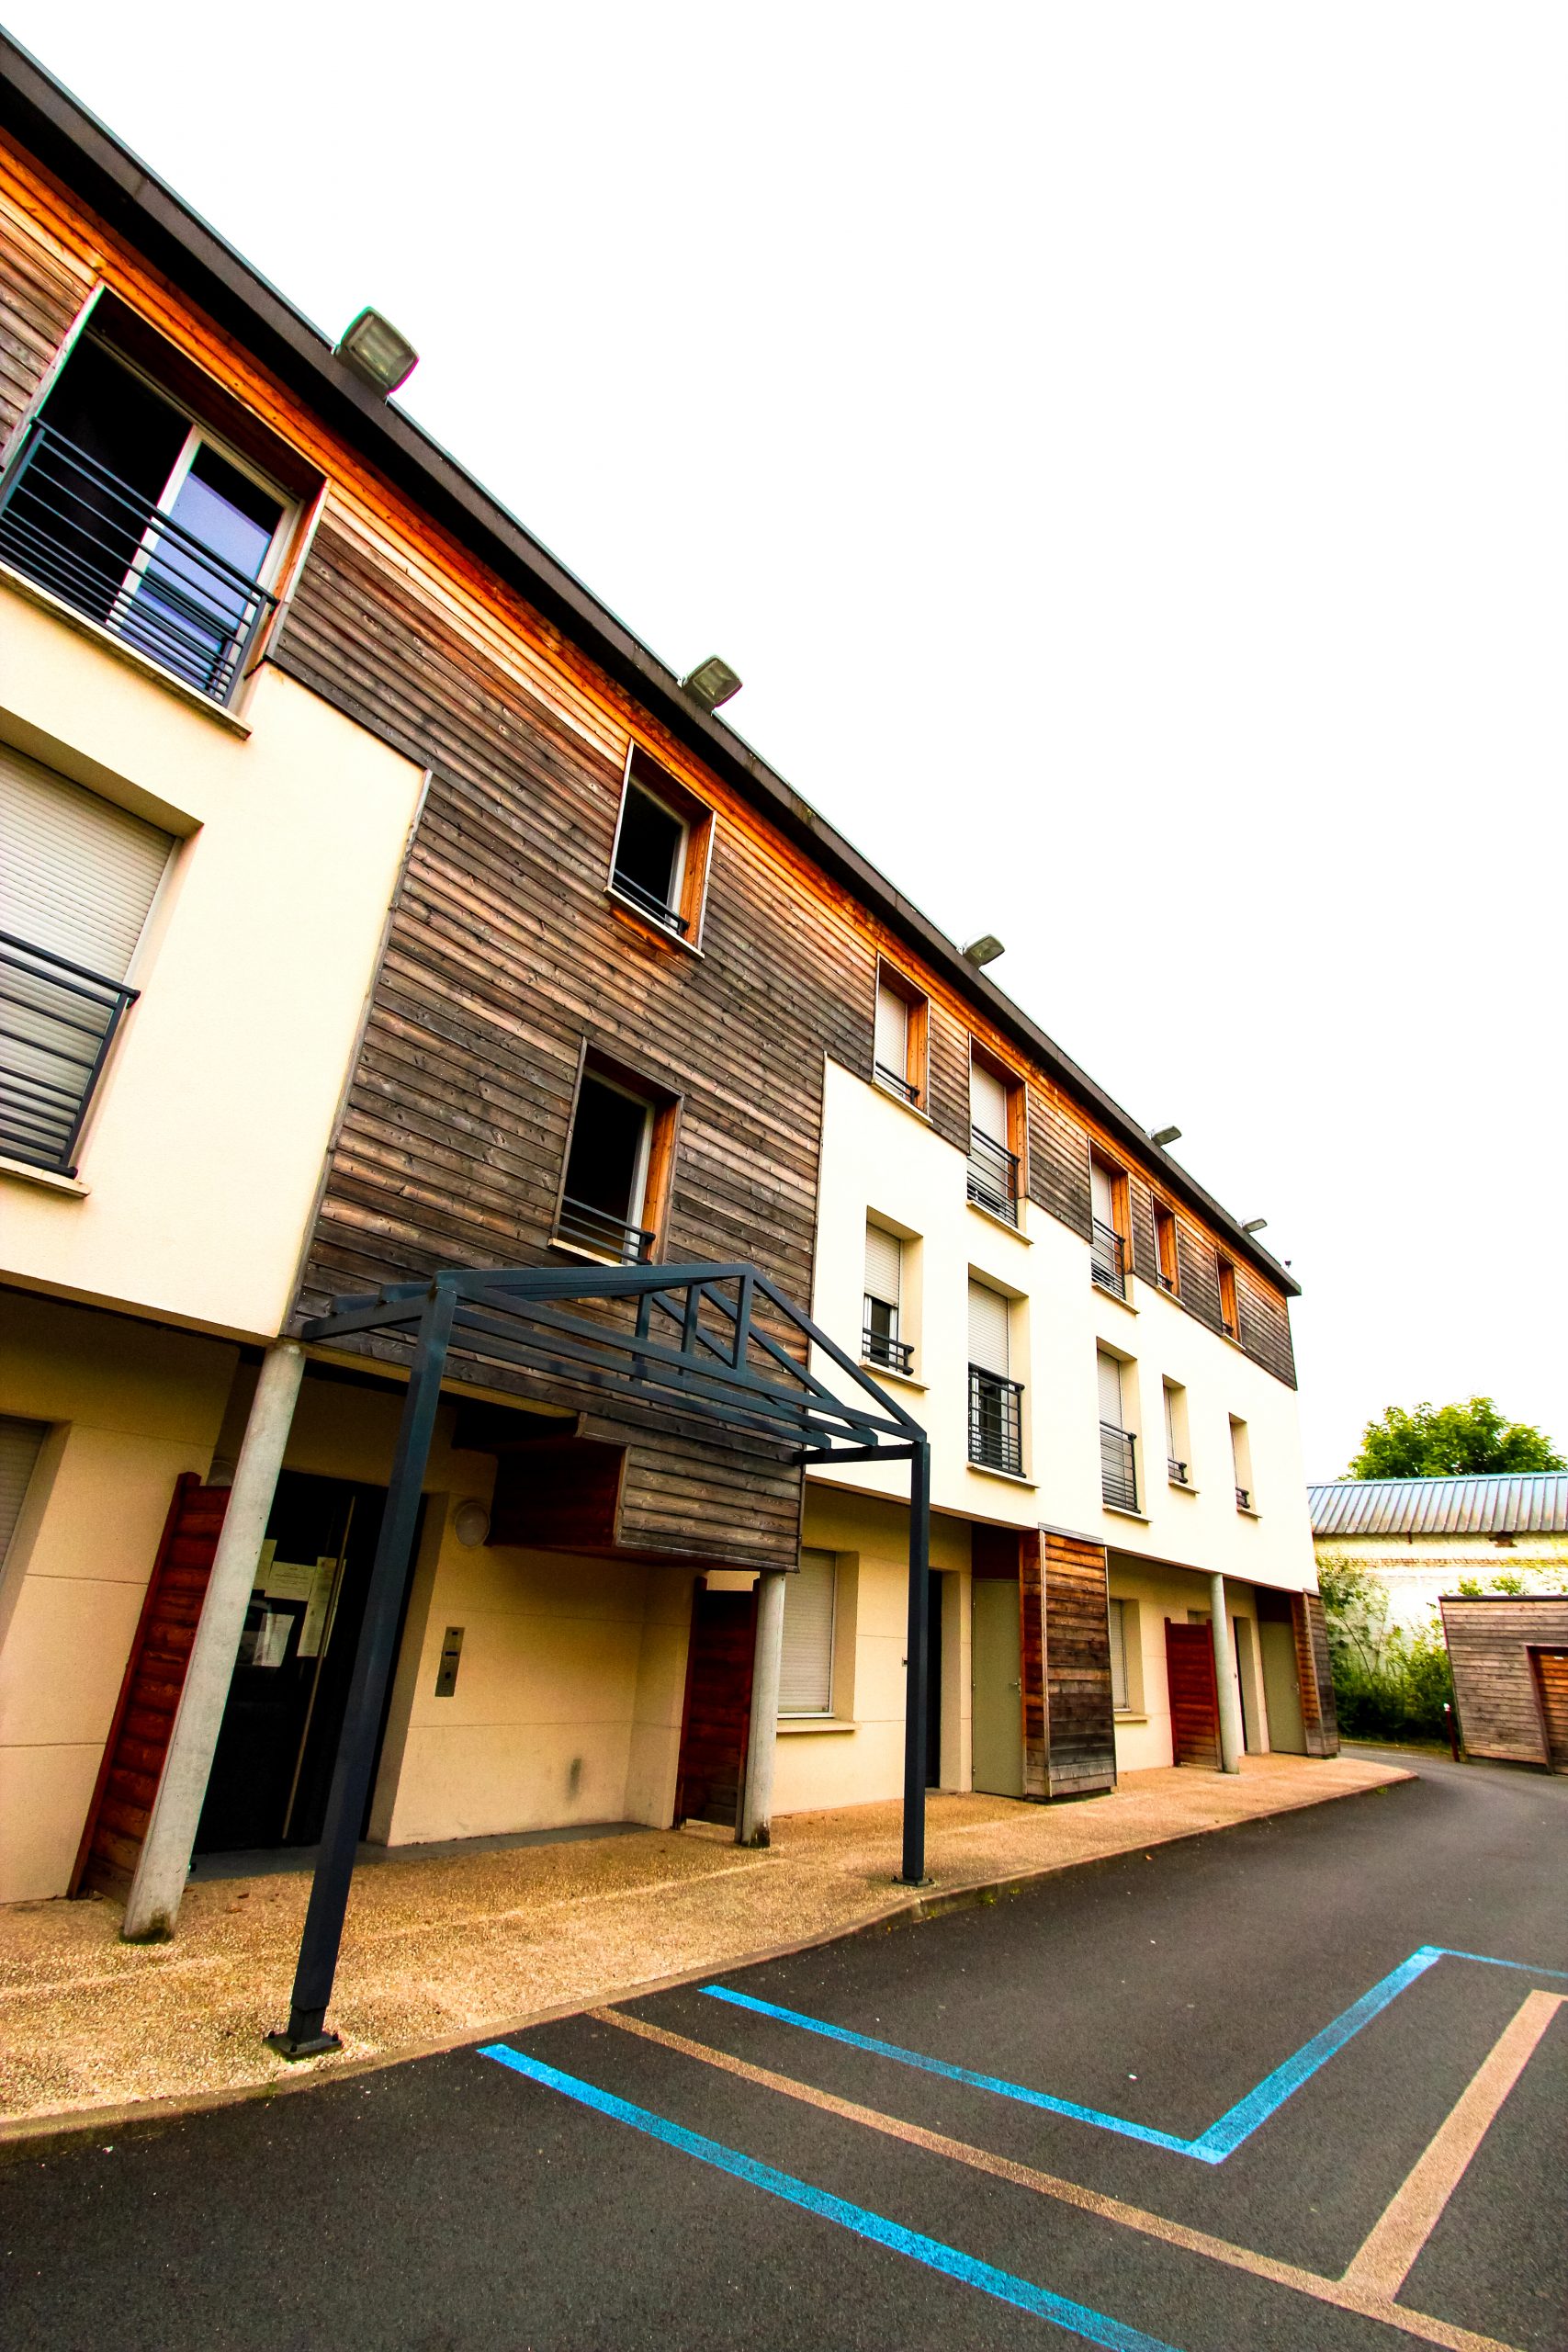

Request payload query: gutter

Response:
[0,32,1297,1298]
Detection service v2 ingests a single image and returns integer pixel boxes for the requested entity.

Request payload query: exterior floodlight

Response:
[1242,1217,1268,1234]
[335,308,419,394]
[452,1500,491,1548]
[682,655,743,710]
[1152,1125,1181,1148]
[963,934,1005,967]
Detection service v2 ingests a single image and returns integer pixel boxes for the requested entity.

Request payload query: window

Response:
[780,1549,837,1714]
[1098,1348,1138,1510]
[1089,1155,1129,1298]
[608,749,714,943]
[967,1279,1022,1474]
[555,1056,675,1263]
[0,331,291,704]
[1153,1203,1179,1295]
[1109,1598,1129,1713]
[863,1221,911,1374]
[967,1048,1023,1227]
[1230,1417,1255,1512]
[1216,1253,1239,1341]
[873,965,927,1107]
[1164,1380,1191,1487]
[0,1416,48,1580]
[0,743,173,1175]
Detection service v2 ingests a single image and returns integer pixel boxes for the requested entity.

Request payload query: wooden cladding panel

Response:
[1020,1532,1047,1798]
[0,192,82,440]
[1439,1598,1568,1769]
[1291,1591,1339,1758]
[1041,1532,1117,1795]
[1027,1091,1093,1242]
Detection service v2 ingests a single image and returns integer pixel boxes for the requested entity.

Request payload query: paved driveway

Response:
[3,1749,1563,2351]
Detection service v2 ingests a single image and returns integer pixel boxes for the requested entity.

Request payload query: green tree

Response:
[1346,1398,1564,1480]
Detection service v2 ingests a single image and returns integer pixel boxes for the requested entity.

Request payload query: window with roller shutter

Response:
[863,1221,909,1374]
[0,744,173,1173]
[967,1280,1022,1475]
[779,1549,837,1715]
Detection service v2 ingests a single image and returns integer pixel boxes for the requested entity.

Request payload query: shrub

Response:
[1316,1553,1455,1742]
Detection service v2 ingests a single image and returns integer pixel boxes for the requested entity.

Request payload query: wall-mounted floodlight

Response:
[963,934,1005,967]
[335,307,419,394]
[1151,1125,1182,1148]
[682,655,743,710]
[1241,1217,1268,1234]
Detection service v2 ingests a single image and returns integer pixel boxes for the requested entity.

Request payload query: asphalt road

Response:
[3,1751,1564,2352]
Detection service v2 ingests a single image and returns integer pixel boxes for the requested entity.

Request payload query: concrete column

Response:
[739,1568,787,1847]
[122,1340,306,1940]
[1209,1570,1245,1775]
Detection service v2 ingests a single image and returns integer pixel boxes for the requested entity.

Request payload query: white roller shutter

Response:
[0,743,174,979]
[967,1279,1009,1375]
[874,981,908,1080]
[1090,1159,1115,1228]
[864,1221,902,1307]
[1097,1349,1124,1427]
[779,1549,836,1714]
[0,1416,47,1573]
[969,1060,1009,1144]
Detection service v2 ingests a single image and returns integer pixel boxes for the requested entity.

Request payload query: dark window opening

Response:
[558,1072,655,1262]
[612,783,687,932]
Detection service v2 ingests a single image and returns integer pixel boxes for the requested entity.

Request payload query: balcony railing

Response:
[1090,1218,1128,1297]
[863,1321,914,1377]
[0,423,276,704]
[966,1126,1019,1226]
[874,1059,919,1107]
[556,1193,655,1264]
[1235,1484,1252,1511]
[609,866,689,935]
[968,1365,1023,1476]
[1168,1455,1190,1487]
[1100,1421,1138,1512]
[0,932,138,1176]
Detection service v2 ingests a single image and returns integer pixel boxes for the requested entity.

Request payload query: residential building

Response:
[0,39,1332,1932]
[1310,1474,1568,1630]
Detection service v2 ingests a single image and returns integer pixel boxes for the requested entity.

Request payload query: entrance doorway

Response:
[1529,1647,1568,1769]
[675,1579,757,1828]
[1257,1605,1306,1754]
[1164,1620,1220,1768]
[971,1576,1022,1796]
[195,1472,407,1855]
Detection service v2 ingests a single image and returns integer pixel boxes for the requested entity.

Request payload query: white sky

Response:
[15,3,1566,1477]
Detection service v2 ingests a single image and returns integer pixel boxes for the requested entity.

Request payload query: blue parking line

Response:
[701,1940,1567,2164]
[479,2041,1182,2351]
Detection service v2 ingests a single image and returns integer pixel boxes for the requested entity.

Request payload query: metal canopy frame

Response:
[268,1261,931,2057]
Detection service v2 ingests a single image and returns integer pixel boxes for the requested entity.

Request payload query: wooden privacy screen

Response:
[674,1582,757,1830]
[1165,1622,1221,1769]
[70,1473,229,1896]
[1292,1591,1339,1758]
[1021,1531,1117,1800]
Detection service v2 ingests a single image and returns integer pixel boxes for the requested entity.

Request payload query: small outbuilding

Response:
[1309,1472,1568,1629]
[1438,1594,1568,1771]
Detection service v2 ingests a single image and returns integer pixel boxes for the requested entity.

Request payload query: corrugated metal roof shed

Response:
[1308,1473,1568,1539]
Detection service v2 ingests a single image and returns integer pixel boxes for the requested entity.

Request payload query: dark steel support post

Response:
[266,1282,456,2058]
[898,1440,932,1885]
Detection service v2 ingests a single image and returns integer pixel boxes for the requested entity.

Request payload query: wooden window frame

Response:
[1089,1149,1131,1298]
[872,961,929,1111]
[966,1040,1028,1227]
[1216,1253,1240,1343]
[606,745,716,951]
[1152,1202,1179,1296]
[550,1042,682,1266]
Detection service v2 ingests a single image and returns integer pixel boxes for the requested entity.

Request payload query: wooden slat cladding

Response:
[0,185,82,440]
[1291,1591,1339,1758]
[1438,1598,1568,1770]
[70,1474,229,1894]
[1019,1531,1115,1800]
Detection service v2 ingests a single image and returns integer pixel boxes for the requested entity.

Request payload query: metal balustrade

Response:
[863,1321,914,1376]
[1168,1455,1190,1487]
[0,423,276,704]
[1090,1217,1127,1297]
[556,1193,655,1264]
[966,1125,1019,1225]
[968,1365,1023,1476]
[0,932,138,1176]
[874,1059,919,1106]
[1235,1484,1252,1511]
[1100,1421,1138,1511]
[609,866,689,934]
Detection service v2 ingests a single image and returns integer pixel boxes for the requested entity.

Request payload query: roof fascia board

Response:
[0,34,1296,1298]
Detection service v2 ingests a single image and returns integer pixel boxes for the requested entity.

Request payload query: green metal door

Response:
[1258,1618,1305,1754]
[971,1577,1023,1796]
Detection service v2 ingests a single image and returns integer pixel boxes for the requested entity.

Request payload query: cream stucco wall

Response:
[0,1293,237,1900]
[0,582,425,1338]
[807,1058,1318,1593]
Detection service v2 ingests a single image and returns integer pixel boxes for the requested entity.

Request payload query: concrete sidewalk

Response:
[0,1752,1406,2134]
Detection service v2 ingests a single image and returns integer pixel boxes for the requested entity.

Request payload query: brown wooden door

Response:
[1165,1620,1220,1769]
[1531,1648,1568,1770]
[71,1473,230,1896]
[675,1582,757,1829]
